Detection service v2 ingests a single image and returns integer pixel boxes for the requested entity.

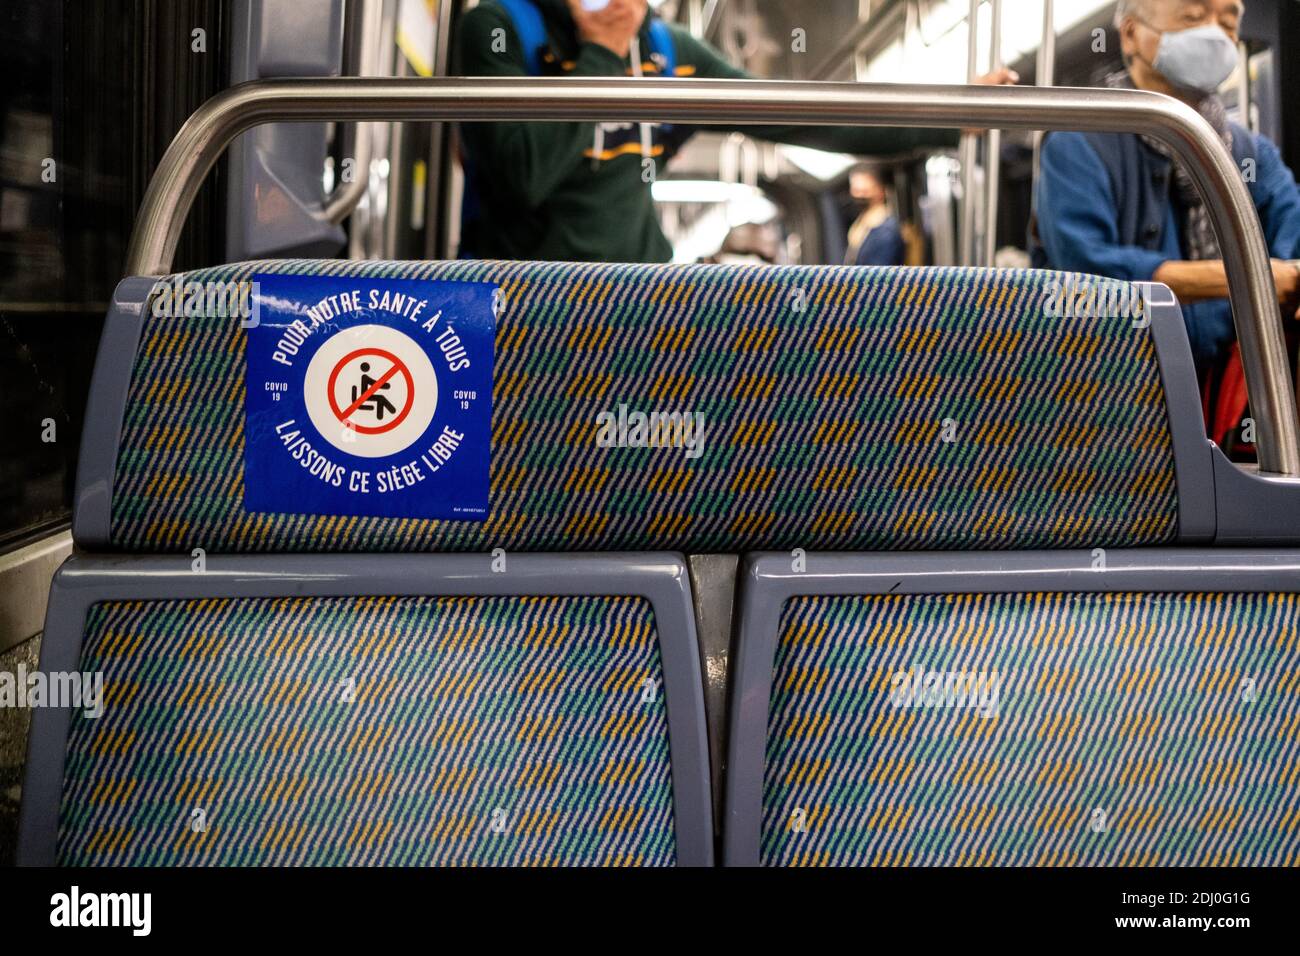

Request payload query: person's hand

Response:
[962,68,1019,133]
[568,0,648,60]
[1272,258,1300,314]
[973,67,1020,86]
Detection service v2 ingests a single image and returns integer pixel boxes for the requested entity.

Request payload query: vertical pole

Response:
[982,0,1002,266]
[959,0,981,266]
[1031,0,1055,186]
[426,0,457,259]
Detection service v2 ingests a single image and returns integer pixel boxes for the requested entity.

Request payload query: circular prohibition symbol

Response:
[326,347,415,435]
[302,324,439,459]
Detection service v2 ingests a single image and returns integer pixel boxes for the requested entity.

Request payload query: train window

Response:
[1,2,106,552]
[0,2,227,554]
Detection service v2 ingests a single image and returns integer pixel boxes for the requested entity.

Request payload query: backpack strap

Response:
[500,1,675,78]
[647,16,677,74]
[497,0,548,76]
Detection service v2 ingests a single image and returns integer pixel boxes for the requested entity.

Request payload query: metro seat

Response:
[723,283,1300,867]
[27,553,705,866]
[725,551,1300,866]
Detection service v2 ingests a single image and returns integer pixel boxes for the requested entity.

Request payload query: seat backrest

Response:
[80,260,1181,555]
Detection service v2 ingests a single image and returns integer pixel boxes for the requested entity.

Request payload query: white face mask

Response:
[1148,22,1240,95]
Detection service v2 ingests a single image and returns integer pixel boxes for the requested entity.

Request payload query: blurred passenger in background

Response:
[1034,0,1300,447]
[845,165,905,266]
[703,222,783,265]
[456,0,1015,263]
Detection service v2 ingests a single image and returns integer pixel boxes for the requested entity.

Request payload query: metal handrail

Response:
[123,75,1299,475]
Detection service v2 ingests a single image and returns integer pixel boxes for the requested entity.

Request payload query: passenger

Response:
[846,165,906,266]
[455,0,1016,262]
[1034,0,1300,444]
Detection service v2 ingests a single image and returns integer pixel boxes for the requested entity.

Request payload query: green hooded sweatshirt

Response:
[455,0,959,262]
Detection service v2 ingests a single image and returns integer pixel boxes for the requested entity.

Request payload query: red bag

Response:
[1202,342,1250,453]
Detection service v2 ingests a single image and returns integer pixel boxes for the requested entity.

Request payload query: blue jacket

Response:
[855,216,906,266]
[1034,125,1300,372]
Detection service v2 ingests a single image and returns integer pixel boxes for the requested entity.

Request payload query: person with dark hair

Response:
[846,166,905,266]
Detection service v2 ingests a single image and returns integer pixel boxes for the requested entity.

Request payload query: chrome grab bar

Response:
[124,76,1299,476]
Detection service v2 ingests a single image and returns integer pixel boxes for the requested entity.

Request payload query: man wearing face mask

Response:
[1034,0,1300,443]
[455,0,1016,263]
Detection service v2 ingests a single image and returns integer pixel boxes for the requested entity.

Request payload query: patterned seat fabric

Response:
[762,592,1300,866]
[111,260,1177,553]
[59,594,675,866]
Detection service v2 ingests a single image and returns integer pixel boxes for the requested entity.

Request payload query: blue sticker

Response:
[244,273,495,521]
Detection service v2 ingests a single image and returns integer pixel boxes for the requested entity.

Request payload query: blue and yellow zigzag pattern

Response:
[59,595,675,866]
[762,591,1300,867]
[111,259,1178,553]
